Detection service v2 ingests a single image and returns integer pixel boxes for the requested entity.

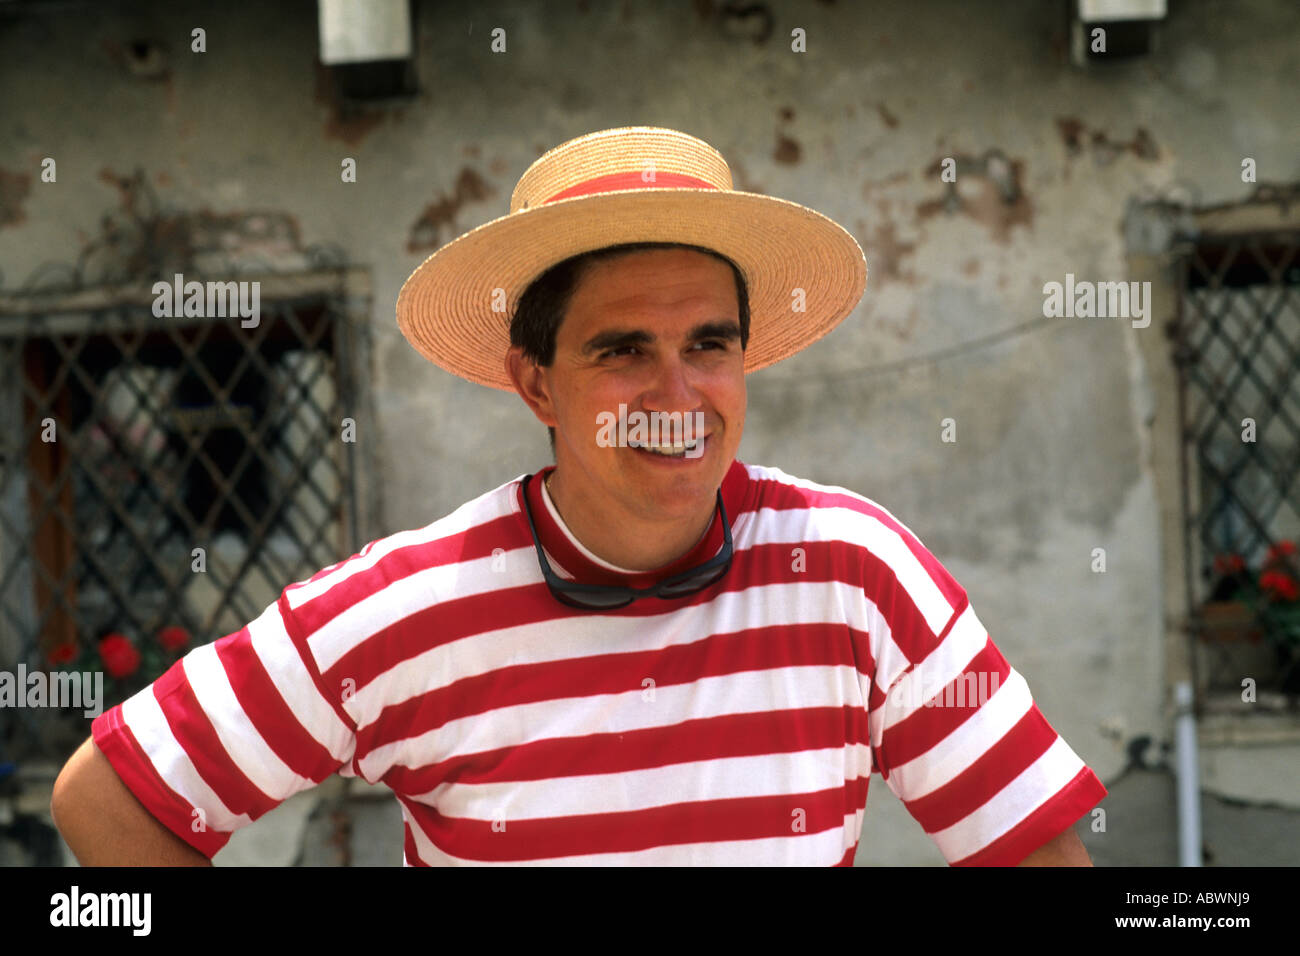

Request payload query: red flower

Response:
[47,643,78,666]
[1259,571,1299,602]
[98,633,141,679]
[1213,553,1246,575]
[1265,540,1297,564]
[157,626,190,653]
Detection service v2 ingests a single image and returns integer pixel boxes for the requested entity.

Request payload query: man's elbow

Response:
[49,737,90,834]
[50,735,212,866]
[1016,827,1094,866]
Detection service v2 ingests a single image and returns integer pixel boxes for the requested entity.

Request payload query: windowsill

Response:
[1196,694,1300,746]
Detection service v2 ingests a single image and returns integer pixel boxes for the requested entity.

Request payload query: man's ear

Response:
[505,346,558,428]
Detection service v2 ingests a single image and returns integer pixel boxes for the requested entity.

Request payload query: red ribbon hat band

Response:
[543,170,720,205]
[395,126,868,392]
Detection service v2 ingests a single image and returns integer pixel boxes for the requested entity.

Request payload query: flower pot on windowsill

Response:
[1197,600,1264,643]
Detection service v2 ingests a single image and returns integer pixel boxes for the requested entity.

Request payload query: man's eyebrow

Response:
[580,321,742,356]
[690,321,742,342]
[581,328,653,356]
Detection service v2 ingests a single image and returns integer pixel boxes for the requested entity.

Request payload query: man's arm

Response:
[1016,826,1093,866]
[50,735,212,866]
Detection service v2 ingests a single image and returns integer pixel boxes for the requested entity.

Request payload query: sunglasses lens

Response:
[526,474,731,610]
[557,589,635,610]
[658,563,729,597]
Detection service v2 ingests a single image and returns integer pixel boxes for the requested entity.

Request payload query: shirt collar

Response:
[517,458,751,588]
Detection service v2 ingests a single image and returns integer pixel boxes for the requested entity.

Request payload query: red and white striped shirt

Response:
[92,459,1107,865]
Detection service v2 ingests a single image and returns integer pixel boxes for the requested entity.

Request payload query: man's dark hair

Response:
[509,241,750,457]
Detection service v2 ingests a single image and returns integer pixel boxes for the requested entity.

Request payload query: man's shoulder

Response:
[742,461,967,632]
[739,460,946,572]
[282,473,525,615]
[739,461,915,537]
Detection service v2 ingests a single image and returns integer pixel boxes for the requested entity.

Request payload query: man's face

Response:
[517,247,746,525]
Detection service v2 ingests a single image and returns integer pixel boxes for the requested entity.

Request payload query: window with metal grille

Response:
[0,270,373,759]
[1172,231,1300,703]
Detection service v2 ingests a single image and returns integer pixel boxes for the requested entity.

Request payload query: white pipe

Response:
[1174,680,1202,867]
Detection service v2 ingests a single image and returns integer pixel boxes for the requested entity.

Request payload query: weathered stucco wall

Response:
[1,0,1296,864]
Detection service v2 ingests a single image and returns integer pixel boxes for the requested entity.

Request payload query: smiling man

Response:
[53,127,1105,867]
[509,246,745,571]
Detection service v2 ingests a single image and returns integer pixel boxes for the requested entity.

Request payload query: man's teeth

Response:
[629,438,702,456]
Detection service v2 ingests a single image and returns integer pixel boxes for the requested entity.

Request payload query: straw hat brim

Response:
[396,186,867,391]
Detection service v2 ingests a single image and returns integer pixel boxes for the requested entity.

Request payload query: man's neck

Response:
[544,468,716,572]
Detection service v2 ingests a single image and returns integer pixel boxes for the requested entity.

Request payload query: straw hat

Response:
[396,126,867,391]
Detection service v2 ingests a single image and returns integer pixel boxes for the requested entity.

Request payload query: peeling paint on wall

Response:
[314,62,393,146]
[916,151,1034,244]
[1056,116,1161,167]
[773,132,801,165]
[406,168,496,253]
[855,218,917,287]
[774,106,801,165]
[0,168,32,229]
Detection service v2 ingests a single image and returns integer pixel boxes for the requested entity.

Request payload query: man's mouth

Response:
[628,435,707,459]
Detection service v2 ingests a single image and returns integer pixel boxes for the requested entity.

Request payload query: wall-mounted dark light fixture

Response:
[1071,0,1167,66]
[318,0,417,101]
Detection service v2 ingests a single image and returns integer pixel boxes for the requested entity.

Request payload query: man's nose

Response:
[640,353,702,413]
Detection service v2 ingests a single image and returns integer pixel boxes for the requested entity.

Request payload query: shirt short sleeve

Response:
[864,560,1107,866]
[90,592,358,858]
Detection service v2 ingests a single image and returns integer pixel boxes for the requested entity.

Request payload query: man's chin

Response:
[624,461,726,513]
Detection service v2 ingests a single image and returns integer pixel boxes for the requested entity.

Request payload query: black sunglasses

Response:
[520,472,734,610]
